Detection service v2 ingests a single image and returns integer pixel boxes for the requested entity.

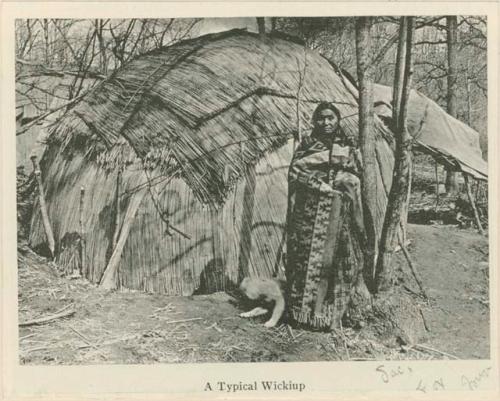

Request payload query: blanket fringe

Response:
[291,306,340,329]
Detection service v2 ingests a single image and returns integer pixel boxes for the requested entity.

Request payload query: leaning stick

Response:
[100,188,147,290]
[463,174,485,236]
[79,187,86,276]
[30,155,55,258]
[397,231,429,300]
[434,161,439,212]
[112,169,122,249]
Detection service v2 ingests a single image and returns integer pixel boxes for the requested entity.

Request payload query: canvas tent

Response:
[373,84,487,180]
[29,29,486,295]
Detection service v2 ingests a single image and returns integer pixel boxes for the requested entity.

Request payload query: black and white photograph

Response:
[2,1,499,399]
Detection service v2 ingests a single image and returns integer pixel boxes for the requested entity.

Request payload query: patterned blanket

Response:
[286,136,365,329]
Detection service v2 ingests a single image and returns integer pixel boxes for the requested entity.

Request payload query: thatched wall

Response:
[31,140,292,294]
[29,29,396,294]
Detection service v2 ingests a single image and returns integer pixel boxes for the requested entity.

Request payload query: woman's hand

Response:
[320,182,335,195]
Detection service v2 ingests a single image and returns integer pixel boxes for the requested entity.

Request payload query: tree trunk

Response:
[392,17,410,244]
[256,17,266,39]
[355,17,378,289]
[43,19,50,66]
[392,19,407,126]
[445,16,460,195]
[376,17,415,291]
[465,61,472,125]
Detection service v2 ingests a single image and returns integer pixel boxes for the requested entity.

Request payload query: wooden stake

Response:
[434,161,440,212]
[397,231,429,300]
[400,156,412,245]
[210,207,225,292]
[112,169,122,249]
[100,188,147,290]
[79,187,86,277]
[237,164,256,282]
[30,155,55,258]
[475,179,481,205]
[463,174,485,235]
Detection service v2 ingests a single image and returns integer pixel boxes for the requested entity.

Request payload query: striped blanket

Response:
[285,135,365,329]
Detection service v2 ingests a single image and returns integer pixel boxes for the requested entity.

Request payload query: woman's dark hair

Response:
[312,102,342,124]
[311,101,357,146]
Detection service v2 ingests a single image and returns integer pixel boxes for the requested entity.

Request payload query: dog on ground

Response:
[238,277,285,328]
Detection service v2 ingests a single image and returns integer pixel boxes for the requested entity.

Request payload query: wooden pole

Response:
[79,187,86,277]
[463,174,485,235]
[210,207,225,292]
[237,163,257,282]
[400,156,412,245]
[100,188,147,290]
[112,168,122,248]
[256,17,266,40]
[397,231,428,300]
[30,155,55,258]
[475,179,481,204]
[434,161,440,212]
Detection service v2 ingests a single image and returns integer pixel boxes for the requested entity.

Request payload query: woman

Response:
[285,102,366,329]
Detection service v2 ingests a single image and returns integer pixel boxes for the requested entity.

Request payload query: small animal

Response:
[238,277,285,328]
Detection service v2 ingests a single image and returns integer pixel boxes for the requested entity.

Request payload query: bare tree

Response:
[355,17,378,284]
[15,18,201,135]
[445,15,460,194]
[376,17,416,291]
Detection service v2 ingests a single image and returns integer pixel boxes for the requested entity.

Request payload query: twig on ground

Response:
[69,325,107,359]
[413,344,459,360]
[294,330,305,340]
[164,317,202,325]
[19,305,75,327]
[339,326,350,360]
[22,345,56,353]
[68,326,93,346]
[419,308,431,332]
[153,303,172,313]
[77,334,139,349]
[19,333,36,341]
[285,324,295,340]
[207,322,223,333]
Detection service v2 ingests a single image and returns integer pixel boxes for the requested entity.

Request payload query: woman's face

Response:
[314,108,338,136]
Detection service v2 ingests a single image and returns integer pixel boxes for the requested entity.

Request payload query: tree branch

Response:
[16,91,87,136]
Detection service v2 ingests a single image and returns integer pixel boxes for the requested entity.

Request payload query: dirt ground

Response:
[17,222,489,365]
